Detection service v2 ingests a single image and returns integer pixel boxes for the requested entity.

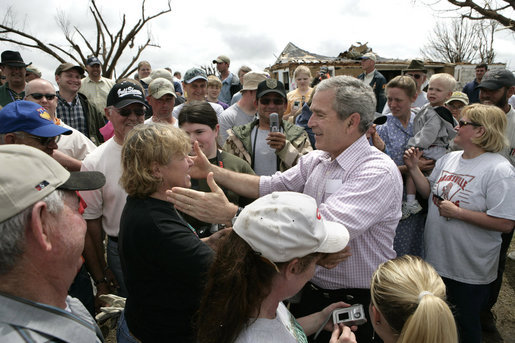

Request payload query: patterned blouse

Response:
[376,112,416,166]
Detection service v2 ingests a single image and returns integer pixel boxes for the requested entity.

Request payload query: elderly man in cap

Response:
[213,55,241,104]
[218,71,269,144]
[0,144,105,342]
[55,62,105,145]
[145,77,177,125]
[79,56,115,115]
[382,59,429,114]
[172,67,224,119]
[445,91,469,120]
[80,80,148,300]
[0,100,72,156]
[25,78,97,170]
[477,68,515,334]
[223,79,312,175]
[0,50,30,107]
[358,52,387,113]
[25,65,42,82]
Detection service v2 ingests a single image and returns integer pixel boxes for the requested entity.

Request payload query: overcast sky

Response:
[2,0,514,81]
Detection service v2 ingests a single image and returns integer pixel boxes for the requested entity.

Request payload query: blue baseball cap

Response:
[0,101,72,137]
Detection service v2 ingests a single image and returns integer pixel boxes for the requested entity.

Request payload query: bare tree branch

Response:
[0,0,172,78]
[420,0,515,32]
[421,18,484,62]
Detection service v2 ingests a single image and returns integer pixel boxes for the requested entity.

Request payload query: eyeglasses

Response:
[117,107,145,117]
[458,120,481,128]
[259,98,285,105]
[406,73,423,80]
[21,133,61,147]
[27,93,57,100]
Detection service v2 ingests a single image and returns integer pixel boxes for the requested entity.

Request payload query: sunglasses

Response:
[28,93,57,100]
[24,133,61,147]
[259,98,285,105]
[118,108,145,117]
[406,73,423,80]
[458,120,481,128]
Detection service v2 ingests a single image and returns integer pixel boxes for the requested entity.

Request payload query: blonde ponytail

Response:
[371,255,458,343]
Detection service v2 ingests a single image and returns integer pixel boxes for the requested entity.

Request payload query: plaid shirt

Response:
[56,92,88,137]
[260,135,403,289]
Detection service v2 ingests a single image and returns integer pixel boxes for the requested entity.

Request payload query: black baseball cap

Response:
[107,81,149,109]
[256,79,287,99]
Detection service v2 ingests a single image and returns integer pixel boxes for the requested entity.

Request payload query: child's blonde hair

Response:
[429,73,456,93]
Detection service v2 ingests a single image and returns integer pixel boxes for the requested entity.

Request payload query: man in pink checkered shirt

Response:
[169,75,403,342]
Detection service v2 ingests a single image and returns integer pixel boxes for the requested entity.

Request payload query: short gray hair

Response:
[315,76,376,133]
[0,190,65,275]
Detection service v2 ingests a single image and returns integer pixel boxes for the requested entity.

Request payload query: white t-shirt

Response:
[80,138,126,237]
[500,106,515,167]
[235,302,307,343]
[425,151,515,284]
[58,122,96,160]
[144,116,179,127]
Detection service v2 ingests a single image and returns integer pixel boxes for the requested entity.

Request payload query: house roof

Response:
[274,42,334,65]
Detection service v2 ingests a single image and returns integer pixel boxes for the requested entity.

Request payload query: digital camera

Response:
[332,304,367,326]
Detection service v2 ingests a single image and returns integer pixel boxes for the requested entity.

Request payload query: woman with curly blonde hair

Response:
[370,255,457,343]
[117,123,222,343]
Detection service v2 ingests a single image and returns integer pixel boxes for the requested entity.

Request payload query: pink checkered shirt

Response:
[260,135,402,289]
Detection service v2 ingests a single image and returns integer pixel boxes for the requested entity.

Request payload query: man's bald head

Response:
[24,79,58,117]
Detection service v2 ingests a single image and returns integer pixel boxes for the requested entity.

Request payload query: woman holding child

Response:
[376,75,430,256]
[404,104,515,343]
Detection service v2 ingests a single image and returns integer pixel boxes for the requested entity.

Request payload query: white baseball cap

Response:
[233,192,350,263]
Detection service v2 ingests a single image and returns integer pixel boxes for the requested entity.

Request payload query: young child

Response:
[402,73,457,219]
[206,75,229,110]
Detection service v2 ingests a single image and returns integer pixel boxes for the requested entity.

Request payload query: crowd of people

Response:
[0,47,514,343]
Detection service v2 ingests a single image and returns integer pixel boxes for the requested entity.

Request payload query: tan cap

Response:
[445,91,469,105]
[55,62,84,76]
[148,78,177,99]
[361,52,377,62]
[142,68,173,84]
[241,71,269,91]
[0,145,105,222]
[212,55,230,64]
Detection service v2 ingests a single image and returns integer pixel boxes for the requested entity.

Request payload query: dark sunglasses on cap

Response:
[259,98,285,105]
[118,107,145,117]
[28,93,57,100]
[458,120,481,128]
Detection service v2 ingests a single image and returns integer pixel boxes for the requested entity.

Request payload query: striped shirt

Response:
[260,135,403,289]
[57,93,88,137]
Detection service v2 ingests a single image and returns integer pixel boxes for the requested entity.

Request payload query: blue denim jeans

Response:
[443,277,490,343]
[117,310,141,343]
[107,238,128,297]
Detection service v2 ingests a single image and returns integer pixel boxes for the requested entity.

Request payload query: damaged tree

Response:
[0,0,171,79]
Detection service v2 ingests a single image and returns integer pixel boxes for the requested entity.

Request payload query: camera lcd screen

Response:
[338,312,350,321]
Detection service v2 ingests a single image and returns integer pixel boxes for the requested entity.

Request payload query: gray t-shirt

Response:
[218,103,256,145]
[425,151,515,284]
[251,126,277,176]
